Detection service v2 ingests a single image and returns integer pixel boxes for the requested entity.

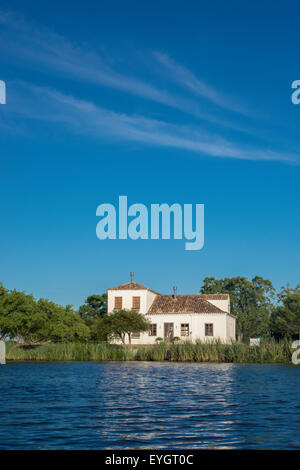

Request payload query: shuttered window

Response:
[132,296,140,310]
[114,296,122,309]
[205,323,214,336]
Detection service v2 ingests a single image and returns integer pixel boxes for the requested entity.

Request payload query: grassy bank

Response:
[5,339,295,364]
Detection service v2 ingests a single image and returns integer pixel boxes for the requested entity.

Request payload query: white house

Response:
[107,274,236,344]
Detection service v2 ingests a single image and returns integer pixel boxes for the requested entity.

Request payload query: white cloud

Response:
[0,10,297,164]
[154,52,252,116]
[0,9,254,131]
[6,83,296,164]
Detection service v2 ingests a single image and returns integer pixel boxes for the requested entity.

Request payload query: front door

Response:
[164,323,174,342]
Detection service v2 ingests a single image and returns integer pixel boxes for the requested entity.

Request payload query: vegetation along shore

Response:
[5,339,296,364]
[1,275,300,364]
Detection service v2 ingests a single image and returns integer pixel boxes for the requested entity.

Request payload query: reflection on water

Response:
[0,361,299,449]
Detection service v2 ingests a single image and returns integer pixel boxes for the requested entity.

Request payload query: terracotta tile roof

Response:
[107,281,160,295]
[199,294,229,300]
[148,294,227,314]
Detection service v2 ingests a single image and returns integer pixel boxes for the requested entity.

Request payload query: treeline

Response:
[0,276,300,344]
[0,284,91,343]
[200,276,300,341]
[0,286,149,344]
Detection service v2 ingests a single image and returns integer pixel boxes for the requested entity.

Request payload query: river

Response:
[0,361,299,449]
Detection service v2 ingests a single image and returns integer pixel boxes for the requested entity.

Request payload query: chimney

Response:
[173,286,177,299]
[130,272,134,283]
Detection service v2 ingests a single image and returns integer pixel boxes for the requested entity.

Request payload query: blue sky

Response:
[0,1,300,307]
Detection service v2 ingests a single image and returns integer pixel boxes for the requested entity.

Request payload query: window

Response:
[164,323,174,342]
[181,323,189,336]
[114,296,122,309]
[205,323,214,337]
[149,324,157,336]
[131,331,140,338]
[132,296,140,310]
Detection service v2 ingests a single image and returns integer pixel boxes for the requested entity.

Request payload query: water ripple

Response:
[0,362,300,449]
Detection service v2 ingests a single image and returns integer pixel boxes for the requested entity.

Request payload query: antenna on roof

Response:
[130,272,134,283]
[173,286,177,299]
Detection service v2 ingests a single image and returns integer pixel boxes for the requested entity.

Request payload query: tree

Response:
[0,289,47,344]
[200,276,275,342]
[0,283,10,340]
[271,285,300,338]
[0,284,90,344]
[101,309,150,344]
[36,299,90,342]
[79,294,107,324]
[91,316,114,342]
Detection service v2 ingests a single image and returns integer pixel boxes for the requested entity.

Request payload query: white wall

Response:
[146,290,157,311]
[143,313,229,343]
[111,312,235,345]
[206,298,230,313]
[107,288,235,344]
[107,289,155,313]
[226,315,236,341]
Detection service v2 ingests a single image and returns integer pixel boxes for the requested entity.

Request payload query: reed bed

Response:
[5,342,134,362]
[5,338,295,364]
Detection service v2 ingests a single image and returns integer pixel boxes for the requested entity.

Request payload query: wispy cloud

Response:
[0,12,195,111]
[6,83,296,164]
[0,9,254,131]
[0,10,297,164]
[154,52,251,116]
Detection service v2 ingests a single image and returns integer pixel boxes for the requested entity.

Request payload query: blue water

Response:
[0,361,300,449]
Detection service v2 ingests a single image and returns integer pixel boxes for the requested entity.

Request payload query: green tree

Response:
[200,276,275,342]
[0,284,90,344]
[101,309,150,344]
[0,289,47,344]
[36,299,90,342]
[79,294,107,323]
[79,293,107,340]
[0,283,10,340]
[91,316,113,342]
[271,285,300,338]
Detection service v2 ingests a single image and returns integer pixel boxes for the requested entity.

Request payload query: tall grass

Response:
[6,342,135,361]
[5,338,295,364]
